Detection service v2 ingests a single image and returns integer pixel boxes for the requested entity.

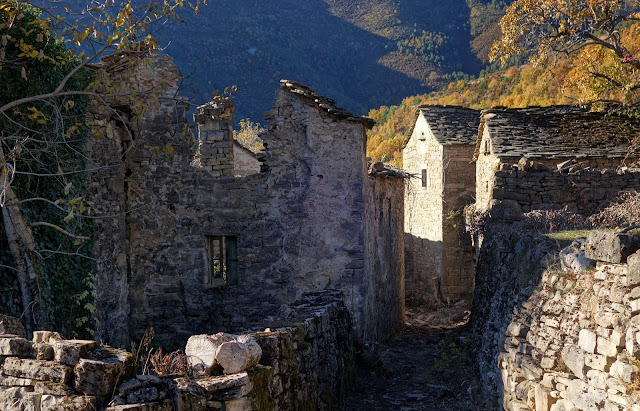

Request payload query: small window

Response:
[205,236,238,286]
[421,169,428,188]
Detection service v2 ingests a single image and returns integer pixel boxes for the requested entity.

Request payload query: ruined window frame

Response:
[205,236,238,286]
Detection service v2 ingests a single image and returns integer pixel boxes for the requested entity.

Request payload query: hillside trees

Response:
[490,0,640,105]
[0,0,202,337]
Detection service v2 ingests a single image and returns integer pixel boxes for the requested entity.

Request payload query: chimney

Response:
[193,98,235,177]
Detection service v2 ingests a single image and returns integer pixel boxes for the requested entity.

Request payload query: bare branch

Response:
[30,222,90,241]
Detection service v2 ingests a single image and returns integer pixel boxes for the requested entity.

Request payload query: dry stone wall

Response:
[0,330,134,410]
[474,229,640,410]
[477,158,640,219]
[0,290,353,411]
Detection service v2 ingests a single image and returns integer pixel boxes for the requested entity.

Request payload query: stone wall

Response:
[87,53,403,346]
[364,166,406,342]
[0,290,353,411]
[403,116,444,305]
[473,229,640,410]
[476,157,640,219]
[441,144,476,301]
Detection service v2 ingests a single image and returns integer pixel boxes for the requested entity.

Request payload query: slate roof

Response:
[403,105,480,149]
[368,162,409,178]
[476,106,640,160]
[280,80,375,129]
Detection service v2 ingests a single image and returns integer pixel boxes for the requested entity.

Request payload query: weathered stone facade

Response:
[0,290,354,411]
[474,230,640,411]
[87,52,404,347]
[403,106,478,305]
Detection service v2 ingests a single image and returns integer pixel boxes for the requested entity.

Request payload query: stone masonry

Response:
[0,290,353,410]
[193,100,235,177]
[403,106,478,305]
[86,51,405,347]
[472,227,640,410]
[498,232,640,410]
[475,106,640,219]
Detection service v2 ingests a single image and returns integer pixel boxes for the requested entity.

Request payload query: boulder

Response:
[0,387,41,411]
[628,250,640,287]
[2,358,72,383]
[74,347,135,401]
[559,238,593,273]
[53,339,96,366]
[585,231,640,264]
[0,336,33,357]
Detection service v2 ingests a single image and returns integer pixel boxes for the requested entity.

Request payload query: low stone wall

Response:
[484,160,640,220]
[474,229,640,410]
[0,290,353,410]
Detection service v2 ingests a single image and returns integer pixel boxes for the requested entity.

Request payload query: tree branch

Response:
[30,221,90,241]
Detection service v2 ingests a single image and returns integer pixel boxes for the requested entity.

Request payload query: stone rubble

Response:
[0,290,353,410]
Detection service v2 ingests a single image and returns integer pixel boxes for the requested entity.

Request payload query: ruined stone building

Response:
[87,52,405,348]
[402,106,479,306]
[475,106,640,220]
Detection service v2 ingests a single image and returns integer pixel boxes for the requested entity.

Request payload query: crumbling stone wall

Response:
[476,157,640,219]
[473,229,640,410]
[0,330,134,410]
[364,165,406,342]
[0,290,353,411]
[87,54,403,347]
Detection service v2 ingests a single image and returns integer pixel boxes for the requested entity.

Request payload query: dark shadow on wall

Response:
[470,229,560,408]
[404,232,444,309]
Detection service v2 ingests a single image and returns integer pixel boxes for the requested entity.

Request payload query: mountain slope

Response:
[156,0,484,121]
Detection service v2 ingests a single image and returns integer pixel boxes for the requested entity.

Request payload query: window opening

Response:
[205,236,238,286]
[421,169,428,188]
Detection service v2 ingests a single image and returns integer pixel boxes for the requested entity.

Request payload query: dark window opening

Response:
[421,169,427,188]
[205,236,238,286]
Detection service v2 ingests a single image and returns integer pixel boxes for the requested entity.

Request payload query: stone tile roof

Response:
[418,105,480,145]
[477,106,640,160]
[403,105,480,149]
[280,80,375,129]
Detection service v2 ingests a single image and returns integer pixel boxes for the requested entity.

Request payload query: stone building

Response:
[402,106,479,305]
[475,106,640,220]
[87,51,405,347]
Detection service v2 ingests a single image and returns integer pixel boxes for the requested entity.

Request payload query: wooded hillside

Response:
[63,0,510,122]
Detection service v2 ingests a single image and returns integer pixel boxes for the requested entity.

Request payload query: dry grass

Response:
[588,191,640,229]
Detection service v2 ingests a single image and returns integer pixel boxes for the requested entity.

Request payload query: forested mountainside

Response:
[62,0,509,121]
[166,0,498,121]
[367,17,640,166]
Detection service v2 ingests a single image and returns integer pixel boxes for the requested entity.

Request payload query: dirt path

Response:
[342,305,480,411]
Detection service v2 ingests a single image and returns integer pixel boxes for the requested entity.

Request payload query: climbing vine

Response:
[0,4,95,338]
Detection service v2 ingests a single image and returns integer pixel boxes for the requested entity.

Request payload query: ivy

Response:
[0,5,96,338]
